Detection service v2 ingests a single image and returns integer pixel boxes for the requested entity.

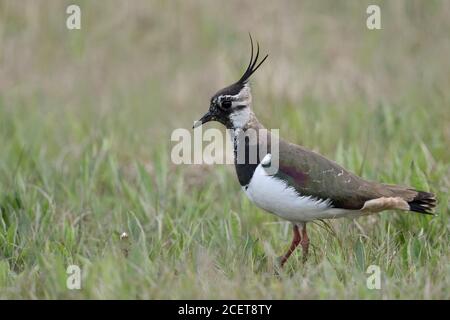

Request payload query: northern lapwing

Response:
[193,36,436,267]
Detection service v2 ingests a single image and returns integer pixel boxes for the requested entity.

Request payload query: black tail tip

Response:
[408,191,436,215]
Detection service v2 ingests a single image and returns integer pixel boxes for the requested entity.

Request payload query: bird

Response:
[193,35,436,267]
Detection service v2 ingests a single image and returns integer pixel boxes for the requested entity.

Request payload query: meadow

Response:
[0,0,449,299]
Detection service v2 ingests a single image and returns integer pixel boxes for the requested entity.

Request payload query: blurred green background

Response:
[0,0,449,299]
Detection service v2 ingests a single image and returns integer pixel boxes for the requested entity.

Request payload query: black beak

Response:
[193,110,214,129]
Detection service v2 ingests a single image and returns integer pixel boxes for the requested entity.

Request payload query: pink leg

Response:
[300,224,310,262]
[280,223,309,267]
[280,224,301,267]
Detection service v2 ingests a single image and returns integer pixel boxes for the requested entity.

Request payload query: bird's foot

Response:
[273,256,286,276]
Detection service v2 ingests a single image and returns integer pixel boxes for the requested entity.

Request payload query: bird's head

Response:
[193,35,268,130]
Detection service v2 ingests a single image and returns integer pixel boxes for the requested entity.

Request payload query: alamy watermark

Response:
[66,5,81,30]
[65,5,379,32]
[66,264,81,290]
[366,265,381,290]
[366,5,381,30]
[171,126,280,174]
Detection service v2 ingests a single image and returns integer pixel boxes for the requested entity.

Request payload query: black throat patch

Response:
[233,130,261,187]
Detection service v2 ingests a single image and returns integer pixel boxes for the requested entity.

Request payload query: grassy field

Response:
[0,0,449,299]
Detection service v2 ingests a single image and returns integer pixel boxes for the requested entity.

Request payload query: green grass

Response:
[0,1,449,299]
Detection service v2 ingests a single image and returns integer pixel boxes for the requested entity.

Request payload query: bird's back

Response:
[275,138,435,213]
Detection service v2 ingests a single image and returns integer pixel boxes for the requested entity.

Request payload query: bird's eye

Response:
[221,100,232,109]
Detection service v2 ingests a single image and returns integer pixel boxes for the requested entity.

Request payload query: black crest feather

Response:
[237,34,268,84]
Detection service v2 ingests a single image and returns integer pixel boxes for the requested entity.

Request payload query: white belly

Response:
[243,164,358,222]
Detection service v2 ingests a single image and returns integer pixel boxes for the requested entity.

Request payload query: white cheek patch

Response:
[229,108,251,128]
[218,83,252,128]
